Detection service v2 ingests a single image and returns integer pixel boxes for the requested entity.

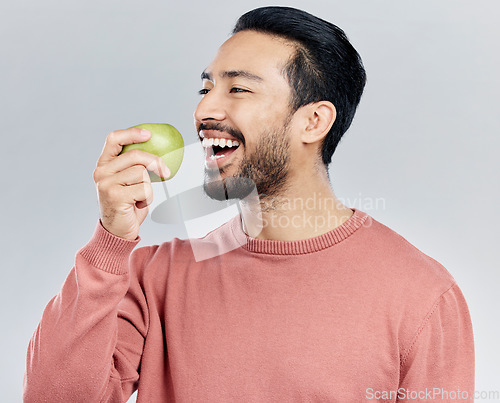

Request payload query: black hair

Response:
[232,6,366,166]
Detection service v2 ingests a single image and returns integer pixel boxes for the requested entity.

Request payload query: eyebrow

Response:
[201,70,263,83]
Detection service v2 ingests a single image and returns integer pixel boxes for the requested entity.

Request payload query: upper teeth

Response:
[202,138,240,148]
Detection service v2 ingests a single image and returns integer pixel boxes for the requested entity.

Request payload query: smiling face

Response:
[194,30,299,201]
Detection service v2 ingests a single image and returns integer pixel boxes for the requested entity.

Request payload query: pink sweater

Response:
[24,208,474,402]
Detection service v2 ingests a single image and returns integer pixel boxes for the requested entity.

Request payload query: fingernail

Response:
[141,129,151,137]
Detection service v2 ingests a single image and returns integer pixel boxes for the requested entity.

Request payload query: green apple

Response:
[120,123,184,182]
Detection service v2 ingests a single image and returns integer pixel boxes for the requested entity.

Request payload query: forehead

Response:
[204,30,296,82]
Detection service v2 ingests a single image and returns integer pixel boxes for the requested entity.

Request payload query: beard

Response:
[202,121,291,203]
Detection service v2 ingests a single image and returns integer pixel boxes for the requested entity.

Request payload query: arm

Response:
[399,282,475,402]
[23,220,149,402]
[24,127,169,402]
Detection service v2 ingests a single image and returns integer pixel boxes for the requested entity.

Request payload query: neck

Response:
[239,173,353,241]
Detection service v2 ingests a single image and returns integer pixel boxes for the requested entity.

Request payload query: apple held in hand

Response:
[121,123,184,182]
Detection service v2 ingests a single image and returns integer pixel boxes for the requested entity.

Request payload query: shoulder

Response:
[357,213,469,352]
[358,213,456,292]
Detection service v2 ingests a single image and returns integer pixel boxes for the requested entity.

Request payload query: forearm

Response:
[23,220,141,402]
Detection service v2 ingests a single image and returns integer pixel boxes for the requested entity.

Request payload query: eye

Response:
[230,87,250,93]
[198,88,210,95]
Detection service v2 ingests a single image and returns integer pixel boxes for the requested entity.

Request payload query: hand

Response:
[93,128,170,240]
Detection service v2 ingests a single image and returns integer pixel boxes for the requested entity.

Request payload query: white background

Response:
[1,0,498,401]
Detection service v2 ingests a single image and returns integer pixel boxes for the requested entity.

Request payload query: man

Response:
[24,6,474,402]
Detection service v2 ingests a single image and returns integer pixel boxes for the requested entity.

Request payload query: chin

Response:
[203,175,257,202]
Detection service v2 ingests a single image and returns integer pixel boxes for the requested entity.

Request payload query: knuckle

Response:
[96,177,111,194]
[104,185,120,201]
[95,177,106,192]
[133,165,146,177]
[105,131,119,147]
[127,149,142,159]
[93,166,102,182]
[108,130,117,141]
[147,156,162,170]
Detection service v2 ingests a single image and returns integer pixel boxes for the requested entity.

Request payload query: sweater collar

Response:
[230,208,370,255]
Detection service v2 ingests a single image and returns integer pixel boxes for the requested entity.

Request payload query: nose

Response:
[193,87,227,126]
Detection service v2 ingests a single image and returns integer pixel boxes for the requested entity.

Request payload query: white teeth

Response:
[201,137,240,149]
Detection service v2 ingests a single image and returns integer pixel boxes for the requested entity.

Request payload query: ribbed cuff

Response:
[78,219,141,275]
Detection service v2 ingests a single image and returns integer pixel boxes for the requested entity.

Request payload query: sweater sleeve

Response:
[23,219,151,402]
[399,282,475,402]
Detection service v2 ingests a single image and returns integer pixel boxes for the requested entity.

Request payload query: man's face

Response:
[194,30,298,201]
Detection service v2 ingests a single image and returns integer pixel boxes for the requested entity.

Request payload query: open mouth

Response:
[202,137,241,166]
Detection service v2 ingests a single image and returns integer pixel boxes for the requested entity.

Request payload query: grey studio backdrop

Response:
[1,0,498,401]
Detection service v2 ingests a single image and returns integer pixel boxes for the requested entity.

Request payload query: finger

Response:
[111,165,151,187]
[99,170,153,207]
[127,181,154,209]
[102,149,170,180]
[97,127,151,165]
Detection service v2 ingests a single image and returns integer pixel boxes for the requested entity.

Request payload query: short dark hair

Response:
[232,6,366,166]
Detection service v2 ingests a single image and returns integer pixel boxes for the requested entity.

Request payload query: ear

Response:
[299,101,336,144]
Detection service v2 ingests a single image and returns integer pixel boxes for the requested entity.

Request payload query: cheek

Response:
[232,104,288,132]
[227,93,292,148]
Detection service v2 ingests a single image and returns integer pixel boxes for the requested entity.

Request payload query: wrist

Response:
[78,219,141,275]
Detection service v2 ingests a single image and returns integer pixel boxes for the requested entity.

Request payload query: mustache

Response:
[198,122,245,145]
